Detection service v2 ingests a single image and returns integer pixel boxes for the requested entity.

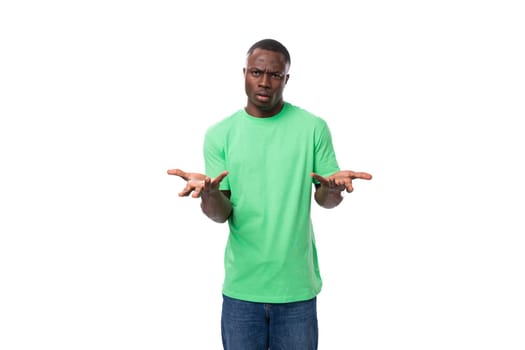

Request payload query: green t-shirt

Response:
[204,102,340,303]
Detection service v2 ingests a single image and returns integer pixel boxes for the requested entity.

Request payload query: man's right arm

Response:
[201,190,232,223]
[167,168,231,223]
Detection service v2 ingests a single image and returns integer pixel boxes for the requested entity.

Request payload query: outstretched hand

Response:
[167,168,229,198]
[311,170,372,193]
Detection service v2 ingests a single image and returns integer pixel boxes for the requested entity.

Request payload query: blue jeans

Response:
[221,294,318,350]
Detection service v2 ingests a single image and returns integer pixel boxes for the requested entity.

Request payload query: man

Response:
[167,38,372,350]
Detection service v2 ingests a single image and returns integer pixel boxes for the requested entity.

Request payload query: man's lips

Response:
[255,93,270,102]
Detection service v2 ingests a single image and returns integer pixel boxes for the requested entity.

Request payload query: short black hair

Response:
[246,39,291,66]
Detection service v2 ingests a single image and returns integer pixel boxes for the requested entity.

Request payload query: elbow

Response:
[202,206,232,223]
[211,216,229,223]
[318,202,340,209]
[315,194,343,209]
[208,211,230,223]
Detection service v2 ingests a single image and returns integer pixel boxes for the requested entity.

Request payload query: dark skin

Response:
[244,48,290,117]
[166,169,231,223]
[167,48,372,221]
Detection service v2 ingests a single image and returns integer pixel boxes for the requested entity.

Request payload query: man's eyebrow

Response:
[249,67,284,73]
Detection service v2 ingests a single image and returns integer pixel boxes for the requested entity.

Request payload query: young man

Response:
[168,38,372,350]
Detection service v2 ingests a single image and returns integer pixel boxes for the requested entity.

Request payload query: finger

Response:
[167,169,188,180]
[178,180,197,196]
[178,181,193,196]
[334,177,346,187]
[311,172,328,184]
[192,187,202,198]
[213,171,229,184]
[178,188,191,197]
[332,179,346,191]
[351,172,373,180]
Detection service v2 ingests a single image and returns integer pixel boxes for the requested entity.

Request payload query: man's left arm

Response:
[311,170,372,209]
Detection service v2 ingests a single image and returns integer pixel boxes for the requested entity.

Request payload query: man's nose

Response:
[258,72,272,87]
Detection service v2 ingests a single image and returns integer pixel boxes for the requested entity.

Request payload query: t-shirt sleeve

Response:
[203,127,230,191]
[313,119,340,183]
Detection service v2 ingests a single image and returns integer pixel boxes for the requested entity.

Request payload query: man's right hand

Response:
[167,169,229,198]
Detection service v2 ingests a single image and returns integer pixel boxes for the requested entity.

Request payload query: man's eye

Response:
[272,73,284,80]
[251,70,262,76]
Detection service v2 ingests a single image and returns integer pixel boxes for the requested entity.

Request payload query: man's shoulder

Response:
[284,102,329,126]
[205,109,243,135]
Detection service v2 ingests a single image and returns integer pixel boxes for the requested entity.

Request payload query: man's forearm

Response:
[201,190,232,223]
[314,186,343,209]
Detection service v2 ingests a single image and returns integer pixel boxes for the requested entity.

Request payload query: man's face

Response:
[244,48,289,117]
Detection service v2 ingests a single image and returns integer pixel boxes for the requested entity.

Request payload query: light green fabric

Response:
[204,102,340,303]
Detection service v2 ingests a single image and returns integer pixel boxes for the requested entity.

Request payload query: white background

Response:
[1,1,524,349]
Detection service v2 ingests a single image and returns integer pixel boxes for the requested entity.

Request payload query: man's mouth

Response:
[256,93,270,102]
